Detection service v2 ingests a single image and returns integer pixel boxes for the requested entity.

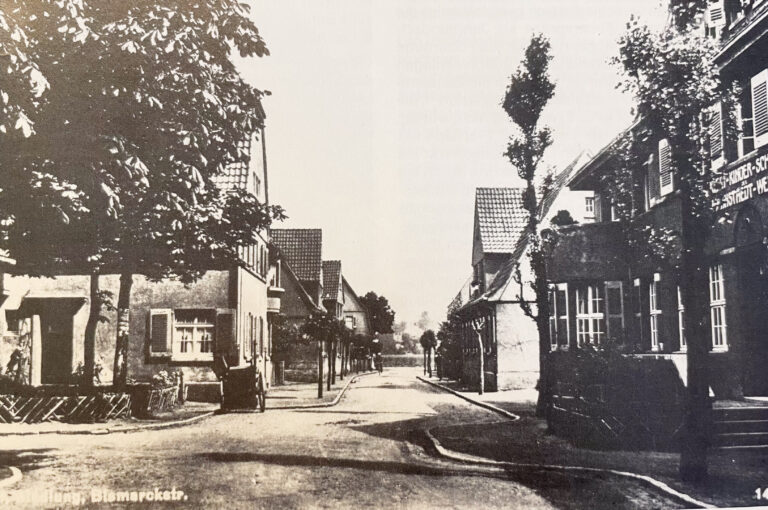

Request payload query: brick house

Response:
[544,0,768,400]
[0,123,276,390]
[451,155,589,391]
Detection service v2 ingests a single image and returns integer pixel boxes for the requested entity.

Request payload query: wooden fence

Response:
[0,393,132,424]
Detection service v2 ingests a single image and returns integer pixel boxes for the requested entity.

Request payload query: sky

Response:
[240,0,666,334]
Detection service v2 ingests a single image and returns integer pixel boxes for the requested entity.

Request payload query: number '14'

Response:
[756,488,768,499]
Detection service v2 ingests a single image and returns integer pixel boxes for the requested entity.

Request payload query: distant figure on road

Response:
[374,353,383,374]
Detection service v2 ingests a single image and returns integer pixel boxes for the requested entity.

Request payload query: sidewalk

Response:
[267,372,367,409]
[420,376,768,509]
[0,401,217,436]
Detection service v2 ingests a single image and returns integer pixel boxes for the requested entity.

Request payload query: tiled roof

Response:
[322,260,342,302]
[211,139,251,191]
[475,188,527,254]
[271,229,323,282]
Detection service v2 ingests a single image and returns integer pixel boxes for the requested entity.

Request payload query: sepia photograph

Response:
[1,0,768,508]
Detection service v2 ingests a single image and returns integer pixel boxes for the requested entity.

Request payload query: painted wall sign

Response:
[711,149,768,212]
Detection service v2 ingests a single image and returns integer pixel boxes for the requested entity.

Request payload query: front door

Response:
[40,309,73,384]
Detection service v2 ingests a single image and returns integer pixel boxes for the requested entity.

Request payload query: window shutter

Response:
[659,139,674,196]
[710,102,724,168]
[215,309,238,366]
[707,0,725,26]
[148,309,172,355]
[648,152,660,201]
[752,69,768,148]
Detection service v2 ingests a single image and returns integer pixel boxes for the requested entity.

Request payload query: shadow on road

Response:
[0,449,56,473]
[198,451,490,479]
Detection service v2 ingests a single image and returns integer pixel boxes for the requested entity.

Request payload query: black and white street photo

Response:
[2,0,768,508]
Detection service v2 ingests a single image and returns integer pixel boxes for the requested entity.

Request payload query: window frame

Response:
[709,264,728,351]
[649,274,662,352]
[677,285,687,351]
[172,308,216,361]
[575,283,605,346]
[548,283,569,348]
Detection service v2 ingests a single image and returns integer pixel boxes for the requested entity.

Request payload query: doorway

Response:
[40,309,74,384]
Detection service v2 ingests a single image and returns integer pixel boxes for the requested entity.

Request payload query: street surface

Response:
[0,368,678,509]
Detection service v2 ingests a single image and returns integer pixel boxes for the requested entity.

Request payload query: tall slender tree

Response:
[502,34,556,416]
[613,1,736,481]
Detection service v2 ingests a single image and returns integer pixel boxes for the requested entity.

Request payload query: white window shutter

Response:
[148,309,172,355]
[710,102,725,169]
[659,139,674,196]
[215,308,238,366]
[708,0,726,26]
[752,69,768,149]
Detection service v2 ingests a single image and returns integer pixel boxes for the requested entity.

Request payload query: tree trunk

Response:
[678,191,711,483]
[317,340,323,399]
[82,272,100,388]
[525,178,553,418]
[339,342,345,381]
[331,339,337,385]
[427,347,433,378]
[327,340,332,391]
[475,332,484,395]
[112,272,133,390]
[423,350,427,375]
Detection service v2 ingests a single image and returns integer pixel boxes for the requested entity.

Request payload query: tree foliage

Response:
[358,291,395,334]
[0,0,284,387]
[503,34,556,415]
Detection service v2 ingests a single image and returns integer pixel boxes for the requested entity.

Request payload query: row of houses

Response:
[0,106,370,395]
[448,0,768,401]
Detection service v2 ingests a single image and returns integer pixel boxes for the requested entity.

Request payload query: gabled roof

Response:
[271,229,323,282]
[322,260,342,302]
[474,188,527,254]
[281,258,326,315]
[461,154,586,310]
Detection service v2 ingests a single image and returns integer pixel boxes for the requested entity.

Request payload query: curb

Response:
[418,377,714,510]
[416,376,520,421]
[271,371,375,410]
[0,467,22,488]
[0,411,215,437]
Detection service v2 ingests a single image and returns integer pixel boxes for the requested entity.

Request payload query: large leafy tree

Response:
[0,0,283,388]
[358,291,395,334]
[613,0,735,481]
[502,34,556,416]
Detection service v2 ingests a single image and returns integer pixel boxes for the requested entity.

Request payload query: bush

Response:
[548,343,686,450]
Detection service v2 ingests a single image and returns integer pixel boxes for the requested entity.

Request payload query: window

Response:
[738,88,755,158]
[709,264,728,349]
[148,308,237,361]
[752,69,768,149]
[659,139,674,196]
[605,281,624,341]
[633,279,644,344]
[649,275,661,351]
[677,286,686,351]
[174,309,215,357]
[4,310,20,334]
[548,284,569,348]
[576,284,604,345]
[709,102,725,169]
[345,316,356,329]
[585,196,595,217]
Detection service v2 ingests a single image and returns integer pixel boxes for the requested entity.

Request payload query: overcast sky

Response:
[241,0,666,334]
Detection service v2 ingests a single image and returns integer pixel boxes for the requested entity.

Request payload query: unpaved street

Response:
[0,368,678,509]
